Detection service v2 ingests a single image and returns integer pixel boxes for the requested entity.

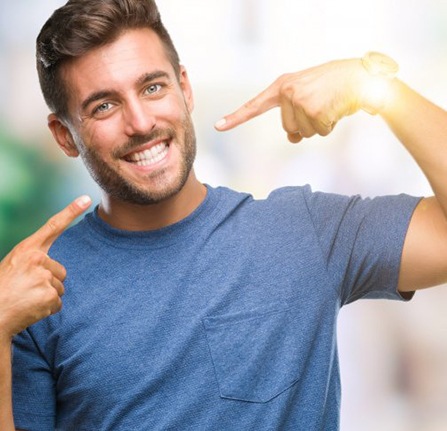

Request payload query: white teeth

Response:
[127,142,168,166]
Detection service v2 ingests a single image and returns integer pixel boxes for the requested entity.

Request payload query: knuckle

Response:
[299,128,314,138]
[284,122,299,135]
[51,297,63,314]
[43,269,54,284]
[66,201,80,219]
[29,250,48,266]
[11,239,34,259]
[7,249,22,268]
[277,73,292,86]
[52,278,65,296]
[59,265,68,281]
[12,241,27,255]
[279,73,301,95]
[24,268,55,294]
[44,287,60,304]
[279,79,294,99]
[307,105,322,119]
[243,97,258,112]
[45,215,62,235]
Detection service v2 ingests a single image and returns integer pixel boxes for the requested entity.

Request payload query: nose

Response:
[123,99,156,136]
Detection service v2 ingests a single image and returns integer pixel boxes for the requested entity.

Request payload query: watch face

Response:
[362,51,399,77]
[360,51,399,115]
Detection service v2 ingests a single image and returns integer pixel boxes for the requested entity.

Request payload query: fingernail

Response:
[214,118,227,129]
[76,195,92,208]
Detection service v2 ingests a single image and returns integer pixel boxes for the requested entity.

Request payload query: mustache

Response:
[113,128,176,159]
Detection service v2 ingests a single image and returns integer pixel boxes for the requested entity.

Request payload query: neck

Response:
[97,172,207,231]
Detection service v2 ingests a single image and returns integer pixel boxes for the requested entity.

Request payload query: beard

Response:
[76,115,197,206]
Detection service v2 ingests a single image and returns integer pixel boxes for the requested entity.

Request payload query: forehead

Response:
[62,28,175,106]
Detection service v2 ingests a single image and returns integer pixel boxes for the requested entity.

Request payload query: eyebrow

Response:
[80,70,171,112]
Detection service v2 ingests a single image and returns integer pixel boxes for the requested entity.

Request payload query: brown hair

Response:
[36,0,181,120]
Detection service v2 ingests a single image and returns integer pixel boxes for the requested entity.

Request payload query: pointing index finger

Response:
[27,195,92,252]
[214,77,282,131]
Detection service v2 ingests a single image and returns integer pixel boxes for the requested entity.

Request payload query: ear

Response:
[47,114,80,157]
[179,66,194,113]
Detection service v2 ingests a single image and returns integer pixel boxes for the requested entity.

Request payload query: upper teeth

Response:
[127,142,168,166]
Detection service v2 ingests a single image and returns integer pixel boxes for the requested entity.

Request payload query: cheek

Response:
[78,122,116,154]
[156,94,189,121]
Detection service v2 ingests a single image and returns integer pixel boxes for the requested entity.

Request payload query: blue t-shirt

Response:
[12,185,420,430]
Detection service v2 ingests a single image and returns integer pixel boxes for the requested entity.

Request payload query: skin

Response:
[1,30,447,430]
[49,29,207,231]
[215,59,447,292]
[0,196,92,430]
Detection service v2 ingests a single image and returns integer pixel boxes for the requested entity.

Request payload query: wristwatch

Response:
[360,51,399,114]
[361,51,399,78]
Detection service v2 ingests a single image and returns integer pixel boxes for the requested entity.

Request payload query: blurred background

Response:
[1,1,447,429]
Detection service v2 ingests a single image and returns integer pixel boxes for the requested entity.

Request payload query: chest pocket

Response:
[203,304,314,403]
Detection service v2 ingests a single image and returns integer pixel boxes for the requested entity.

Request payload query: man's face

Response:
[60,28,196,205]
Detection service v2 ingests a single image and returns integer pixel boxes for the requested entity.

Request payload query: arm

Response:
[381,80,447,292]
[0,336,14,431]
[0,196,91,430]
[0,339,26,431]
[215,55,447,292]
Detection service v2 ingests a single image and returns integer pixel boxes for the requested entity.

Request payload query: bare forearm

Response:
[382,79,447,215]
[0,335,15,431]
[217,55,447,291]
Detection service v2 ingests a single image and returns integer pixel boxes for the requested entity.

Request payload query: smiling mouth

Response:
[124,142,169,167]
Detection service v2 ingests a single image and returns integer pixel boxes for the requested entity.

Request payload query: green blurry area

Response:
[0,125,65,259]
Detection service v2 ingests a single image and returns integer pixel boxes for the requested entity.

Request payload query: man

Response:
[1,0,447,429]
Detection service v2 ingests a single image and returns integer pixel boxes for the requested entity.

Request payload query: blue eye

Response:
[146,84,162,94]
[94,102,111,113]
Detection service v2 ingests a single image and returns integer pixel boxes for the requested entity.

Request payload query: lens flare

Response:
[361,75,393,114]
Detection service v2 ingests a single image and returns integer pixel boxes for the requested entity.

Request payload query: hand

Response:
[0,196,91,339]
[215,58,370,143]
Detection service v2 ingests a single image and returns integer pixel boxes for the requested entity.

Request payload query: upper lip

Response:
[120,138,170,160]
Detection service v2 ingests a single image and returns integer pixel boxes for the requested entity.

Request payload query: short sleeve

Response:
[12,328,56,431]
[301,186,421,305]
